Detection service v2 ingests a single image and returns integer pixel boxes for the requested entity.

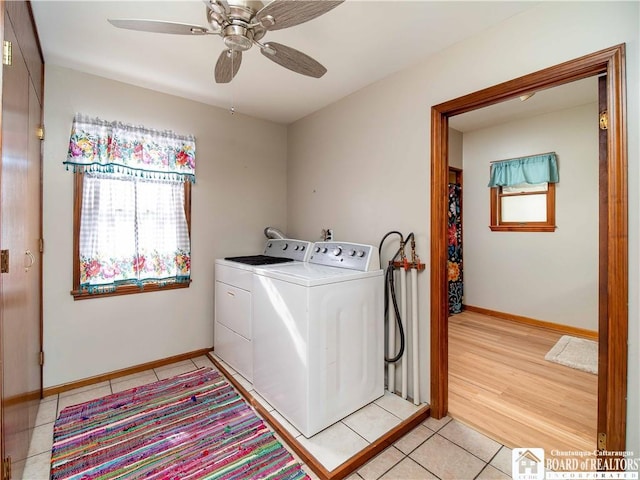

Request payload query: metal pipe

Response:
[400,266,408,399]
[411,267,420,405]
[264,226,286,239]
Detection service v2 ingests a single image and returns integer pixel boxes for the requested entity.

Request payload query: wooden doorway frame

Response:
[430,44,628,452]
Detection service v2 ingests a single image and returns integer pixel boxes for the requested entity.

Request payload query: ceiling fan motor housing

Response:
[207,2,266,50]
[223,24,254,51]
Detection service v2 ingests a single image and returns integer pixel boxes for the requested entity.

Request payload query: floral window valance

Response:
[488,152,558,187]
[64,114,196,183]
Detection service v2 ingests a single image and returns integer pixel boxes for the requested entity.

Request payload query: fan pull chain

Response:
[229,50,236,115]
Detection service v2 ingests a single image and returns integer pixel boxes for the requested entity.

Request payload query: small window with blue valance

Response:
[488,152,558,232]
[488,152,558,187]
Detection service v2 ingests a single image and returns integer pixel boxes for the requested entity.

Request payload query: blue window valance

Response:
[64,114,196,183]
[488,152,558,187]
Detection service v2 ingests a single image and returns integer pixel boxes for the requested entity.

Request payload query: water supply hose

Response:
[379,231,410,363]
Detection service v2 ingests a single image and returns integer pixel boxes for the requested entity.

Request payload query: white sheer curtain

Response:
[79,173,190,291]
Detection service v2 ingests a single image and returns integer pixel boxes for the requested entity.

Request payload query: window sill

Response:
[489,225,557,232]
[71,280,191,300]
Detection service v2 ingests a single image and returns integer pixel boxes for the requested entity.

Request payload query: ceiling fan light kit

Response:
[109,0,344,83]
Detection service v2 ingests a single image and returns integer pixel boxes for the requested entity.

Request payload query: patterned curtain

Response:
[64,114,196,183]
[65,114,195,293]
[448,183,463,314]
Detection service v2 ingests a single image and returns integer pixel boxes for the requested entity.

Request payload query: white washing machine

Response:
[214,238,312,382]
[252,241,384,438]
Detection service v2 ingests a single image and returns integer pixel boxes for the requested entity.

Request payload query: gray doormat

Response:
[544,335,597,374]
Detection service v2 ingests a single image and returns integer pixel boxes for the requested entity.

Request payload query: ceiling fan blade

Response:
[260,42,326,78]
[215,49,243,83]
[108,19,211,35]
[255,0,344,31]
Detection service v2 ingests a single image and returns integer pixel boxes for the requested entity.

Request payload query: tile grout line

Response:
[434,420,504,465]
[473,463,494,480]
[433,432,496,466]
[341,418,373,446]
[373,399,410,421]
[486,445,512,476]
[365,447,419,480]
[396,425,436,457]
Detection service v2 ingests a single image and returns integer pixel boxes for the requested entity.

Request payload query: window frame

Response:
[71,172,192,300]
[489,182,556,232]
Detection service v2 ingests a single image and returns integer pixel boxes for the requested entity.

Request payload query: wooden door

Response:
[1,1,43,477]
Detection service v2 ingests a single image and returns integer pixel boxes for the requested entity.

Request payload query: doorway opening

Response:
[430,44,628,453]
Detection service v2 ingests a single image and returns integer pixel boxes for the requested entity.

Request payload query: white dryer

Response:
[214,239,312,382]
[252,242,384,438]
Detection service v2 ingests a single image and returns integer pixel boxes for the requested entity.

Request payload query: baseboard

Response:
[462,305,598,340]
[3,389,42,407]
[43,347,213,398]
[208,353,430,480]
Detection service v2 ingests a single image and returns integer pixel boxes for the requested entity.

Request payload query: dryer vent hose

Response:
[264,227,286,239]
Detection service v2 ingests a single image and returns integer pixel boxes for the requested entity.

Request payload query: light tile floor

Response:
[20,355,513,480]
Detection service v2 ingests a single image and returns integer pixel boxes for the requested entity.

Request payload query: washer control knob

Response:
[332,247,342,256]
[294,245,300,250]
[282,243,288,250]
[348,249,356,256]
[314,246,321,253]
[357,250,365,257]
[300,245,306,251]
[322,247,328,254]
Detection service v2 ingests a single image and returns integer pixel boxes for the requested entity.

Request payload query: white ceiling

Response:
[449,76,599,133]
[31,0,540,125]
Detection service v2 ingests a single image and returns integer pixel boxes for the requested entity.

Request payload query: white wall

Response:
[42,66,287,387]
[286,2,639,454]
[462,103,598,330]
[448,129,463,169]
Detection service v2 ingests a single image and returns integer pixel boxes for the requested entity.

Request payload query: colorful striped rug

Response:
[51,367,309,480]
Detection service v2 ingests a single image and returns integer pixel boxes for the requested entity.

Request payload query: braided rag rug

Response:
[51,367,309,480]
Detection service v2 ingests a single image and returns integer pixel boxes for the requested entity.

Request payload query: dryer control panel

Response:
[309,242,380,271]
[263,239,312,262]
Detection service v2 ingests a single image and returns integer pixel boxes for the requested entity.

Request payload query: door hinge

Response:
[37,126,45,140]
[1,250,9,273]
[598,432,606,450]
[599,111,608,130]
[2,40,12,66]
[39,351,44,366]
[39,238,44,253]
[2,456,11,480]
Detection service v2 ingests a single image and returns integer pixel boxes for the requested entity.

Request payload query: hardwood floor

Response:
[448,310,597,458]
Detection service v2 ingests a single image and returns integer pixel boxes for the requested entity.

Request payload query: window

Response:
[490,181,556,232]
[64,114,195,299]
[488,153,558,232]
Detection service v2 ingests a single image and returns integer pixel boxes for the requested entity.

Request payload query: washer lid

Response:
[253,262,383,287]
[224,255,294,266]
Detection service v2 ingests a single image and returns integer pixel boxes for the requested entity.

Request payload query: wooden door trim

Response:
[430,44,628,453]
[0,0,5,467]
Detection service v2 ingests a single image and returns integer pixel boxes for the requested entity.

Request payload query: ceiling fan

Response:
[108,0,344,83]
